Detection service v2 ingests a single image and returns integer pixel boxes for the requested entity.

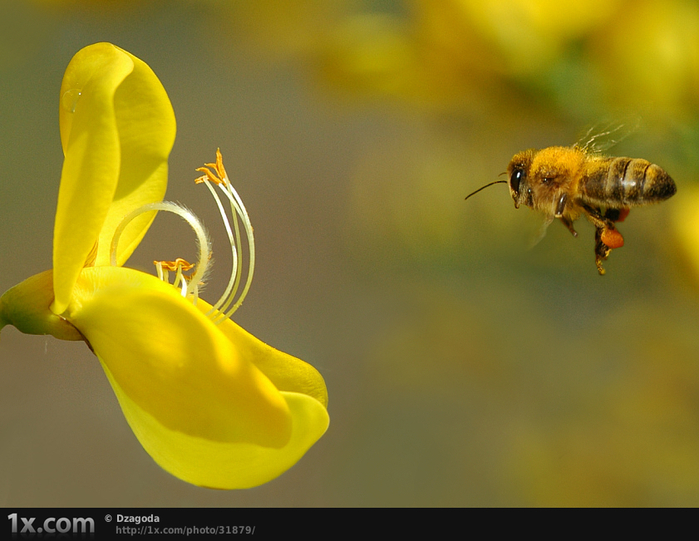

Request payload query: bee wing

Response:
[528,214,554,249]
[576,118,641,154]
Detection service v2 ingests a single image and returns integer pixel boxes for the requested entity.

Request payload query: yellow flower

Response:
[0,42,329,489]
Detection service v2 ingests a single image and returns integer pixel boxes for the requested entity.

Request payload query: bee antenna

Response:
[464,180,507,201]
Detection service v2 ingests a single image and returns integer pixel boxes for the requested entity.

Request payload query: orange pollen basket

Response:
[601,228,624,249]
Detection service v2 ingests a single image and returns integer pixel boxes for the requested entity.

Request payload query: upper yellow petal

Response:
[94,45,176,268]
[64,266,292,448]
[52,43,176,314]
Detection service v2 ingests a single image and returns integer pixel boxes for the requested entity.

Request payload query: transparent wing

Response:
[528,214,554,249]
[576,117,641,154]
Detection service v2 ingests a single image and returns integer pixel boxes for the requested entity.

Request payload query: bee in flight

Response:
[466,137,677,275]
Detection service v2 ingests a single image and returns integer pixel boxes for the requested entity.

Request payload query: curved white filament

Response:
[108,160,255,325]
[199,177,256,324]
[110,202,212,302]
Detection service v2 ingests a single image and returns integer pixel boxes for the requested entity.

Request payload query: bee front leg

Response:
[555,193,578,237]
[554,193,567,218]
[558,215,578,237]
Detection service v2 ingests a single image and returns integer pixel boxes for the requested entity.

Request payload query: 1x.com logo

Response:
[8,513,95,534]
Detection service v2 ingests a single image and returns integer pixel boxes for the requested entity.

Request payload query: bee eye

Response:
[510,167,524,195]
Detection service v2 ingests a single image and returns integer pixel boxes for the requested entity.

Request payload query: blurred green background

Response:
[3,0,699,506]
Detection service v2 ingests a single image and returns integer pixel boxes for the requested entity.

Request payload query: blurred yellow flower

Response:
[590,0,699,116]
[0,42,328,489]
[672,185,699,284]
[222,0,699,121]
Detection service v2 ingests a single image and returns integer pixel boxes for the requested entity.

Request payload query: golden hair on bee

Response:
[466,138,676,275]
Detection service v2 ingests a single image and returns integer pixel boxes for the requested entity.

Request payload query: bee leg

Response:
[580,202,615,231]
[558,215,578,237]
[604,207,630,223]
[594,226,612,275]
[555,193,578,237]
[582,203,621,275]
[604,208,621,222]
[554,193,567,218]
[582,203,625,248]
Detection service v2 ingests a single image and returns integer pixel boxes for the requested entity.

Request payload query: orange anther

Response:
[194,167,221,185]
[214,148,228,181]
[154,257,195,272]
[194,149,229,186]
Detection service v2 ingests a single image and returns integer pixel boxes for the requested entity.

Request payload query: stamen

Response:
[198,178,239,316]
[195,168,222,186]
[195,148,229,186]
[108,149,254,325]
[154,258,195,297]
[110,202,212,302]
[195,149,255,324]
[155,258,195,272]
[155,260,165,281]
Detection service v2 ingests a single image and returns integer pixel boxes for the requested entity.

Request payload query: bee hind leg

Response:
[594,227,612,275]
[581,202,623,275]
[604,207,630,223]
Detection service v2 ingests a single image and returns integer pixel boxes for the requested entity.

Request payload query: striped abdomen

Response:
[580,157,677,207]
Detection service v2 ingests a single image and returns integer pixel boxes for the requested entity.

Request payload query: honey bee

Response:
[466,142,677,274]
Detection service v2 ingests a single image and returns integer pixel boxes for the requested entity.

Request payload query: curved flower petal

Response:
[216,317,329,409]
[0,270,82,341]
[64,266,293,448]
[94,46,176,268]
[53,43,176,313]
[104,375,329,489]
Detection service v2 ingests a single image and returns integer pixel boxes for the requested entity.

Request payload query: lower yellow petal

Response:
[215,316,329,409]
[103,359,329,489]
[65,266,292,448]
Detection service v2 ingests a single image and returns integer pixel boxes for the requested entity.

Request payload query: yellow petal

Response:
[53,43,176,313]
[0,270,82,341]
[216,316,329,409]
[103,370,329,489]
[64,266,292,448]
[93,45,176,268]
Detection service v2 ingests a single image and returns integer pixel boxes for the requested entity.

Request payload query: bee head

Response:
[464,149,537,206]
[506,150,535,209]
